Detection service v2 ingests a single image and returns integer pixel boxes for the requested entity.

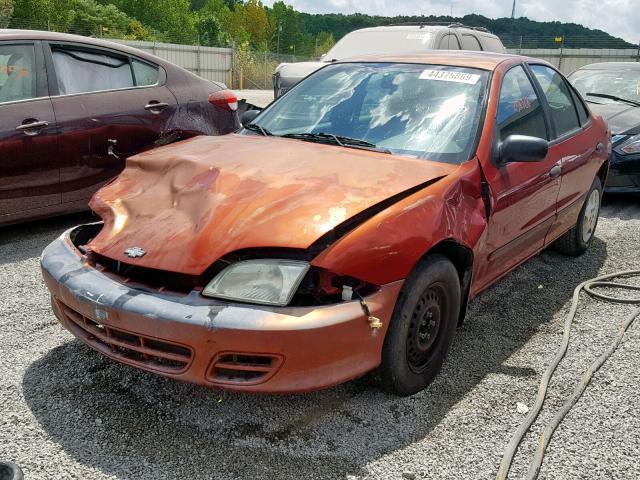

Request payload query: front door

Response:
[0,41,59,222]
[475,64,561,290]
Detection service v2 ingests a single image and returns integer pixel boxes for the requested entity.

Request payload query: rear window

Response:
[480,36,505,53]
[324,31,435,60]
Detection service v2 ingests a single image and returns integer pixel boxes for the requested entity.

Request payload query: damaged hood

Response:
[88,134,454,275]
[588,103,640,135]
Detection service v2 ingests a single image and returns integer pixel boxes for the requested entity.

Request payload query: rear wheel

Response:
[554,177,602,256]
[376,254,460,396]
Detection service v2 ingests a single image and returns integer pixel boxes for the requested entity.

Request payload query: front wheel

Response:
[554,176,602,256]
[376,254,461,396]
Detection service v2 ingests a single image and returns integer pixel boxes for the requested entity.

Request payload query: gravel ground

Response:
[1,196,639,480]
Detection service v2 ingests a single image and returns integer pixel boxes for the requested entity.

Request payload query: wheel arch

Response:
[421,239,474,326]
[596,158,609,187]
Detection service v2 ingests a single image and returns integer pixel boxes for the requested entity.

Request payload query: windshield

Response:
[252,62,489,164]
[324,31,435,60]
[569,68,640,105]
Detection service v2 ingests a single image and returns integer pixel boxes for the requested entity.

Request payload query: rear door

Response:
[475,64,561,289]
[44,41,177,204]
[0,40,59,221]
[527,63,607,243]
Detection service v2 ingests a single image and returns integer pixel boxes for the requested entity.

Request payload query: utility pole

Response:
[277,22,282,55]
[511,0,516,19]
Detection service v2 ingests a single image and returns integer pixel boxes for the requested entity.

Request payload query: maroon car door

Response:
[475,64,561,290]
[0,40,59,222]
[528,64,608,242]
[44,42,177,204]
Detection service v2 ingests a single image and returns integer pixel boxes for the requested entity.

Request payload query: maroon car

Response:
[0,29,240,226]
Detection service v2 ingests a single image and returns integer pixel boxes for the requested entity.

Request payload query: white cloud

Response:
[262,0,640,44]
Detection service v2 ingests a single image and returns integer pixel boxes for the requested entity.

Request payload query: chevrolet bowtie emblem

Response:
[124,247,146,258]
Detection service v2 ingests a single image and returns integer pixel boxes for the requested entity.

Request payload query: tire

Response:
[376,254,461,396]
[554,176,602,256]
[0,462,23,480]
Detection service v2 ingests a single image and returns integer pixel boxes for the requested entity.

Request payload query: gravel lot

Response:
[1,196,639,480]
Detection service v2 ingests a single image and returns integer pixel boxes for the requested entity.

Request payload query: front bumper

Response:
[41,228,402,393]
[605,150,640,193]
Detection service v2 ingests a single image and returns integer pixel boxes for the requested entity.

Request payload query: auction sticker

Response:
[419,69,480,84]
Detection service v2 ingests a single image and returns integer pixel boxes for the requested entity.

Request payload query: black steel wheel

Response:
[376,254,461,396]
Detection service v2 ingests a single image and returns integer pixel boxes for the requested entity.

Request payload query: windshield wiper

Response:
[586,92,640,108]
[244,123,272,136]
[280,132,391,153]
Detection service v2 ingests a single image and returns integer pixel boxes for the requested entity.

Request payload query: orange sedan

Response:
[41,52,609,395]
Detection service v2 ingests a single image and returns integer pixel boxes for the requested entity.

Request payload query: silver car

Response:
[273,23,506,97]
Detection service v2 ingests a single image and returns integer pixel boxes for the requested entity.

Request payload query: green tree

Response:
[0,0,13,28]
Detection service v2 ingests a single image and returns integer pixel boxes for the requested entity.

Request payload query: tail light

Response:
[208,89,238,111]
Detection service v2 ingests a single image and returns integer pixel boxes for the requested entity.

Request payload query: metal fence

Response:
[111,39,235,85]
[507,48,640,74]
[109,40,314,89]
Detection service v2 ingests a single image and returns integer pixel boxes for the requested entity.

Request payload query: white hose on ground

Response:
[496,269,640,480]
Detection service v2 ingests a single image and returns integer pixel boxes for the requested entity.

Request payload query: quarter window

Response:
[530,65,580,138]
[461,35,482,51]
[497,65,548,141]
[132,59,159,86]
[52,47,134,95]
[0,44,36,103]
[438,34,461,50]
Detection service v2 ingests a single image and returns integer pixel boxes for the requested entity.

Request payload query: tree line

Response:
[0,0,634,55]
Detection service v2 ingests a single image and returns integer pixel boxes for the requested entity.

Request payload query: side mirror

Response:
[241,109,260,127]
[498,135,549,165]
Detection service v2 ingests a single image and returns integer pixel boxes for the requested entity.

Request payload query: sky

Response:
[262,0,640,44]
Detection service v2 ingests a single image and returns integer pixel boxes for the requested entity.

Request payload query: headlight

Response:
[202,260,310,306]
[617,134,640,155]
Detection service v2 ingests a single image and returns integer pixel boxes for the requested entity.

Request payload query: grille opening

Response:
[208,353,283,385]
[57,300,193,374]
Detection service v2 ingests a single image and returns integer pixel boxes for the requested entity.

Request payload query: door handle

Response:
[596,142,605,153]
[549,165,562,179]
[16,120,49,136]
[144,101,169,114]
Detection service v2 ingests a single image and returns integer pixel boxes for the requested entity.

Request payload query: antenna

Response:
[511,0,516,18]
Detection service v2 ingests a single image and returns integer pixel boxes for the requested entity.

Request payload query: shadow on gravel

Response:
[22,239,607,480]
[0,212,95,265]
[600,193,640,221]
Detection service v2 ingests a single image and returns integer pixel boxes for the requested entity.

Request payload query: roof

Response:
[351,25,497,36]
[339,50,528,71]
[577,62,640,71]
[0,29,166,64]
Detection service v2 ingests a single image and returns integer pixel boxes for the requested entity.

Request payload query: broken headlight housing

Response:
[202,259,310,306]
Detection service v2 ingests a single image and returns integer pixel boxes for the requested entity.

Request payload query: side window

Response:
[481,36,506,53]
[461,34,482,51]
[497,65,548,141]
[132,59,159,86]
[438,34,461,50]
[530,64,581,138]
[0,43,36,103]
[569,86,590,125]
[51,46,134,95]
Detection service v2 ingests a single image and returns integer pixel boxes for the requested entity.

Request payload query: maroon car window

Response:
[497,65,548,141]
[0,44,36,103]
[530,65,581,138]
[52,47,134,95]
[132,59,159,86]
[461,35,482,51]
[438,34,461,50]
